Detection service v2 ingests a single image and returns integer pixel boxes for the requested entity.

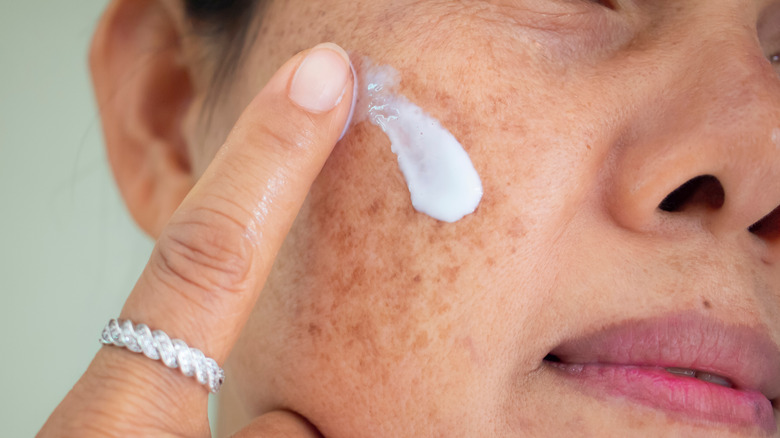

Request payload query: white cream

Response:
[355,58,483,223]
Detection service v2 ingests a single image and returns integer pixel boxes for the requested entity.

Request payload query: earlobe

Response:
[90,0,197,238]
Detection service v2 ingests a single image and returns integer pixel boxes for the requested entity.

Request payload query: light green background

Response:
[0,1,222,435]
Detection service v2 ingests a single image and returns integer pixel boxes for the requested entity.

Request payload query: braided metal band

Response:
[100,319,224,393]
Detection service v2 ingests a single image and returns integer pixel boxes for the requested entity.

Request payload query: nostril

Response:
[658,175,725,213]
[749,206,780,241]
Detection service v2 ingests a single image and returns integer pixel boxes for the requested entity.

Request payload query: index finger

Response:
[101,40,353,411]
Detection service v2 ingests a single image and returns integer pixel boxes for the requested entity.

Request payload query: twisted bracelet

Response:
[100,319,224,393]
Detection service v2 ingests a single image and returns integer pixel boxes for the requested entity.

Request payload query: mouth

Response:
[542,313,780,434]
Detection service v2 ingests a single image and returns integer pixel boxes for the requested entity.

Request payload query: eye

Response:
[588,0,617,10]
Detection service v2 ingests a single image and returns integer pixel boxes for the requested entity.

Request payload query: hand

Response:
[39,42,355,437]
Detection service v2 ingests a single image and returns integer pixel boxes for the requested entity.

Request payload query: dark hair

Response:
[184,0,261,107]
[184,0,256,35]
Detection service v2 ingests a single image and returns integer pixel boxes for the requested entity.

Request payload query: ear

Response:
[90,0,197,238]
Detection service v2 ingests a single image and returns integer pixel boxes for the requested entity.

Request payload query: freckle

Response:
[443,265,460,283]
[702,299,712,309]
[308,323,322,337]
[367,197,385,215]
[350,266,366,284]
[507,219,527,238]
[486,257,496,267]
[413,332,430,350]
[413,274,422,283]
[438,323,453,341]
[436,302,452,315]
[469,233,487,250]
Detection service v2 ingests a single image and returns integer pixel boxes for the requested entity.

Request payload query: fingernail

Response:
[338,62,359,141]
[289,43,352,113]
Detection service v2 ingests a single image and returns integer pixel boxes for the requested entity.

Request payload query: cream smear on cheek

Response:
[352,57,483,223]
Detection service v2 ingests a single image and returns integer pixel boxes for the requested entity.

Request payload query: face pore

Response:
[175,1,780,436]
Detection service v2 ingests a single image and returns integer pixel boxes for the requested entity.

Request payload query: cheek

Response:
[241,104,588,433]
[227,0,626,431]
[293,127,489,365]
[258,177,493,432]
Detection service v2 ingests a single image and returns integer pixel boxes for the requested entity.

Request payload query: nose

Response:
[606,12,780,259]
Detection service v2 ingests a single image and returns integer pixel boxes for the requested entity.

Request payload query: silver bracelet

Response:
[100,319,224,393]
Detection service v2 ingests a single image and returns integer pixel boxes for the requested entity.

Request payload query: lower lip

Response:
[547,362,776,434]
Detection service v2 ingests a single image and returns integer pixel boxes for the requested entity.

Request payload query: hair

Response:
[184,0,257,35]
[183,0,262,107]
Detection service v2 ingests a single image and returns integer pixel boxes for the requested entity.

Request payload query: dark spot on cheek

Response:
[467,232,487,251]
[412,331,430,350]
[702,299,712,309]
[507,218,528,239]
[438,265,461,284]
[350,266,367,284]
[308,323,322,338]
[366,196,386,216]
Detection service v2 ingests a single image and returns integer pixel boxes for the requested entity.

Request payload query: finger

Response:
[127,41,354,354]
[88,42,354,425]
[232,411,322,438]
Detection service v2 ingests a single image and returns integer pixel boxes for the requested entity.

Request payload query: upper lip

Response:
[546,312,780,401]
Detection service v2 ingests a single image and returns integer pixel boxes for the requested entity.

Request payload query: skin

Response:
[43,0,780,436]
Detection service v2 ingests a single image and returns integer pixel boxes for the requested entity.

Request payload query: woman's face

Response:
[178,0,780,436]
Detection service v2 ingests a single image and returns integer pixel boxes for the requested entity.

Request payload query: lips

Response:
[543,313,780,433]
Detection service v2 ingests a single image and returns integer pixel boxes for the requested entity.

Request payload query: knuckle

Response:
[153,202,257,298]
[250,112,318,156]
[66,353,196,436]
